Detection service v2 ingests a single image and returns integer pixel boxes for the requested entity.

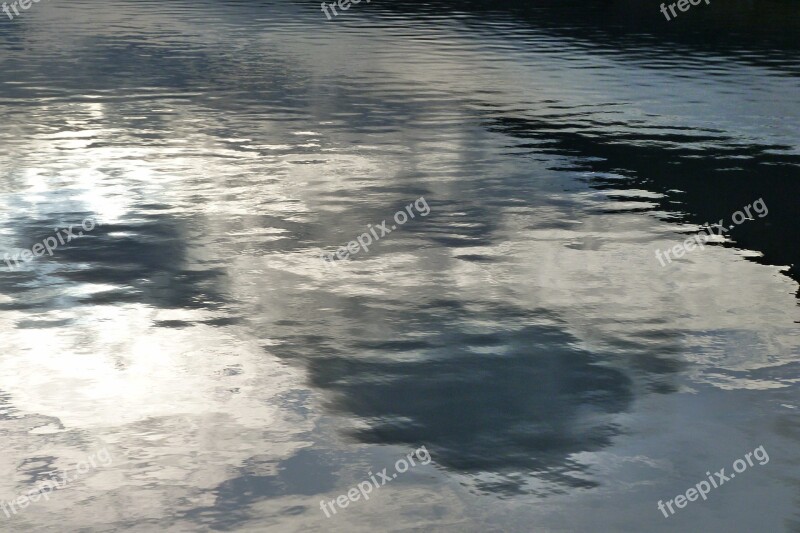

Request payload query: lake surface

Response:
[0,0,798,531]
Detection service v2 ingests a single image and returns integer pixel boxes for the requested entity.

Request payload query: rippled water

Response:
[0,0,798,531]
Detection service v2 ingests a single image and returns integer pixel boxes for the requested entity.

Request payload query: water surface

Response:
[0,0,798,531]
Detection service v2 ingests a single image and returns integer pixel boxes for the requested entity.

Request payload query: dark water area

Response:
[0,0,798,531]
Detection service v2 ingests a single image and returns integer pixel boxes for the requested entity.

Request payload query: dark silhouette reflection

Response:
[182,448,337,529]
[483,113,800,288]
[306,324,634,494]
[0,212,229,312]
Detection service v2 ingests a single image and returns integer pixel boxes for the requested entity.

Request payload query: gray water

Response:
[0,0,798,531]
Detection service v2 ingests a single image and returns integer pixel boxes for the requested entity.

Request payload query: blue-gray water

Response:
[0,0,798,531]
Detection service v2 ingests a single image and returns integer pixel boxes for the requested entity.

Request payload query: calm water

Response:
[0,0,798,531]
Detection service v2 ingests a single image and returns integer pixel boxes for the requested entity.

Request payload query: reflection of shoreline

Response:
[486,109,800,287]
